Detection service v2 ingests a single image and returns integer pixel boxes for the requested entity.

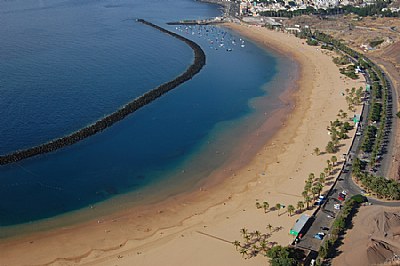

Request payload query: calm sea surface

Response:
[0,0,295,228]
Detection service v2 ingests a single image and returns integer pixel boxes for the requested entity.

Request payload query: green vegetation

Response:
[357,173,400,200]
[325,141,337,153]
[369,39,384,48]
[275,203,281,216]
[339,64,359,79]
[263,201,270,213]
[351,194,367,203]
[234,225,287,260]
[287,204,295,216]
[266,245,300,266]
[321,44,334,50]
[306,38,319,46]
[317,198,361,263]
[333,56,350,65]
[371,102,382,122]
[361,125,377,153]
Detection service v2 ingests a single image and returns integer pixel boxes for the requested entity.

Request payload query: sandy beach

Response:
[0,23,365,266]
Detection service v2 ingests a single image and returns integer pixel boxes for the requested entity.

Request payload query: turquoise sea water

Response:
[0,0,295,228]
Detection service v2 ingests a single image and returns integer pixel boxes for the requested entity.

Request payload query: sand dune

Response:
[335,206,400,266]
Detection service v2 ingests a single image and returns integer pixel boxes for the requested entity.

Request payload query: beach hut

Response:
[353,114,361,123]
[290,214,310,237]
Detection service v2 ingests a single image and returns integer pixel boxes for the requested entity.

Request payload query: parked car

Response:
[360,190,370,196]
[338,195,345,201]
[334,204,341,210]
[313,232,325,240]
[314,199,324,206]
[320,226,329,231]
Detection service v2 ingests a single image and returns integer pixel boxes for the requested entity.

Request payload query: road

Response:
[296,69,400,253]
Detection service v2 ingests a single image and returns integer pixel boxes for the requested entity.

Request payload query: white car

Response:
[341,190,348,196]
[334,204,341,210]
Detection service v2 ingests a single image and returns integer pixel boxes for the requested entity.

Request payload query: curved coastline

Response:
[0,19,206,166]
[0,22,369,266]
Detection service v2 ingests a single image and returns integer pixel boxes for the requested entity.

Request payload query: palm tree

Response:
[326,159,331,169]
[331,155,338,166]
[233,240,241,250]
[312,186,319,201]
[266,223,273,233]
[251,244,259,256]
[328,164,333,175]
[259,240,268,252]
[275,203,281,216]
[302,190,308,200]
[313,147,320,156]
[287,205,295,216]
[315,182,324,197]
[305,195,312,209]
[304,182,311,193]
[255,201,262,209]
[254,230,261,240]
[297,201,304,212]
[308,172,315,181]
[337,109,343,118]
[240,248,248,258]
[240,228,248,238]
[324,167,329,176]
[262,201,269,213]
[319,173,326,184]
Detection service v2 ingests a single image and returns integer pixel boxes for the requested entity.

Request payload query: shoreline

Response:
[0,23,365,265]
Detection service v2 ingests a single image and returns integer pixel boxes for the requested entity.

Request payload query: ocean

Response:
[0,0,296,232]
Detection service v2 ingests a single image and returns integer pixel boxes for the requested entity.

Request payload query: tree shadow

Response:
[326,181,335,186]
[331,168,341,175]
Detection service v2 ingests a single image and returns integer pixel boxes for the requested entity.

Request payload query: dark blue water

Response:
[0,0,286,228]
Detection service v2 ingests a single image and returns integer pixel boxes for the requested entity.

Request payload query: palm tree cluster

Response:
[307,29,398,199]
[326,118,353,154]
[357,173,400,200]
[0,20,207,166]
[255,200,270,213]
[361,64,392,169]
[302,172,325,209]
[234,227,281,259]
[345,86,364,112]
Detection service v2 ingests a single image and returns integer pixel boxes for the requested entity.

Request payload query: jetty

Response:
[167,17,225,26]
[0,19,206,166]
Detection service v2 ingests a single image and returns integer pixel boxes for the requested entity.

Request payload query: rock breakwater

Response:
[0,19,206,165]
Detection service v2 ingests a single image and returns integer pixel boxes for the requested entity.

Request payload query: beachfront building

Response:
[290,214,310,237]
[238,0,378,15]
[353,114,361,123]
[313,0,339,9]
